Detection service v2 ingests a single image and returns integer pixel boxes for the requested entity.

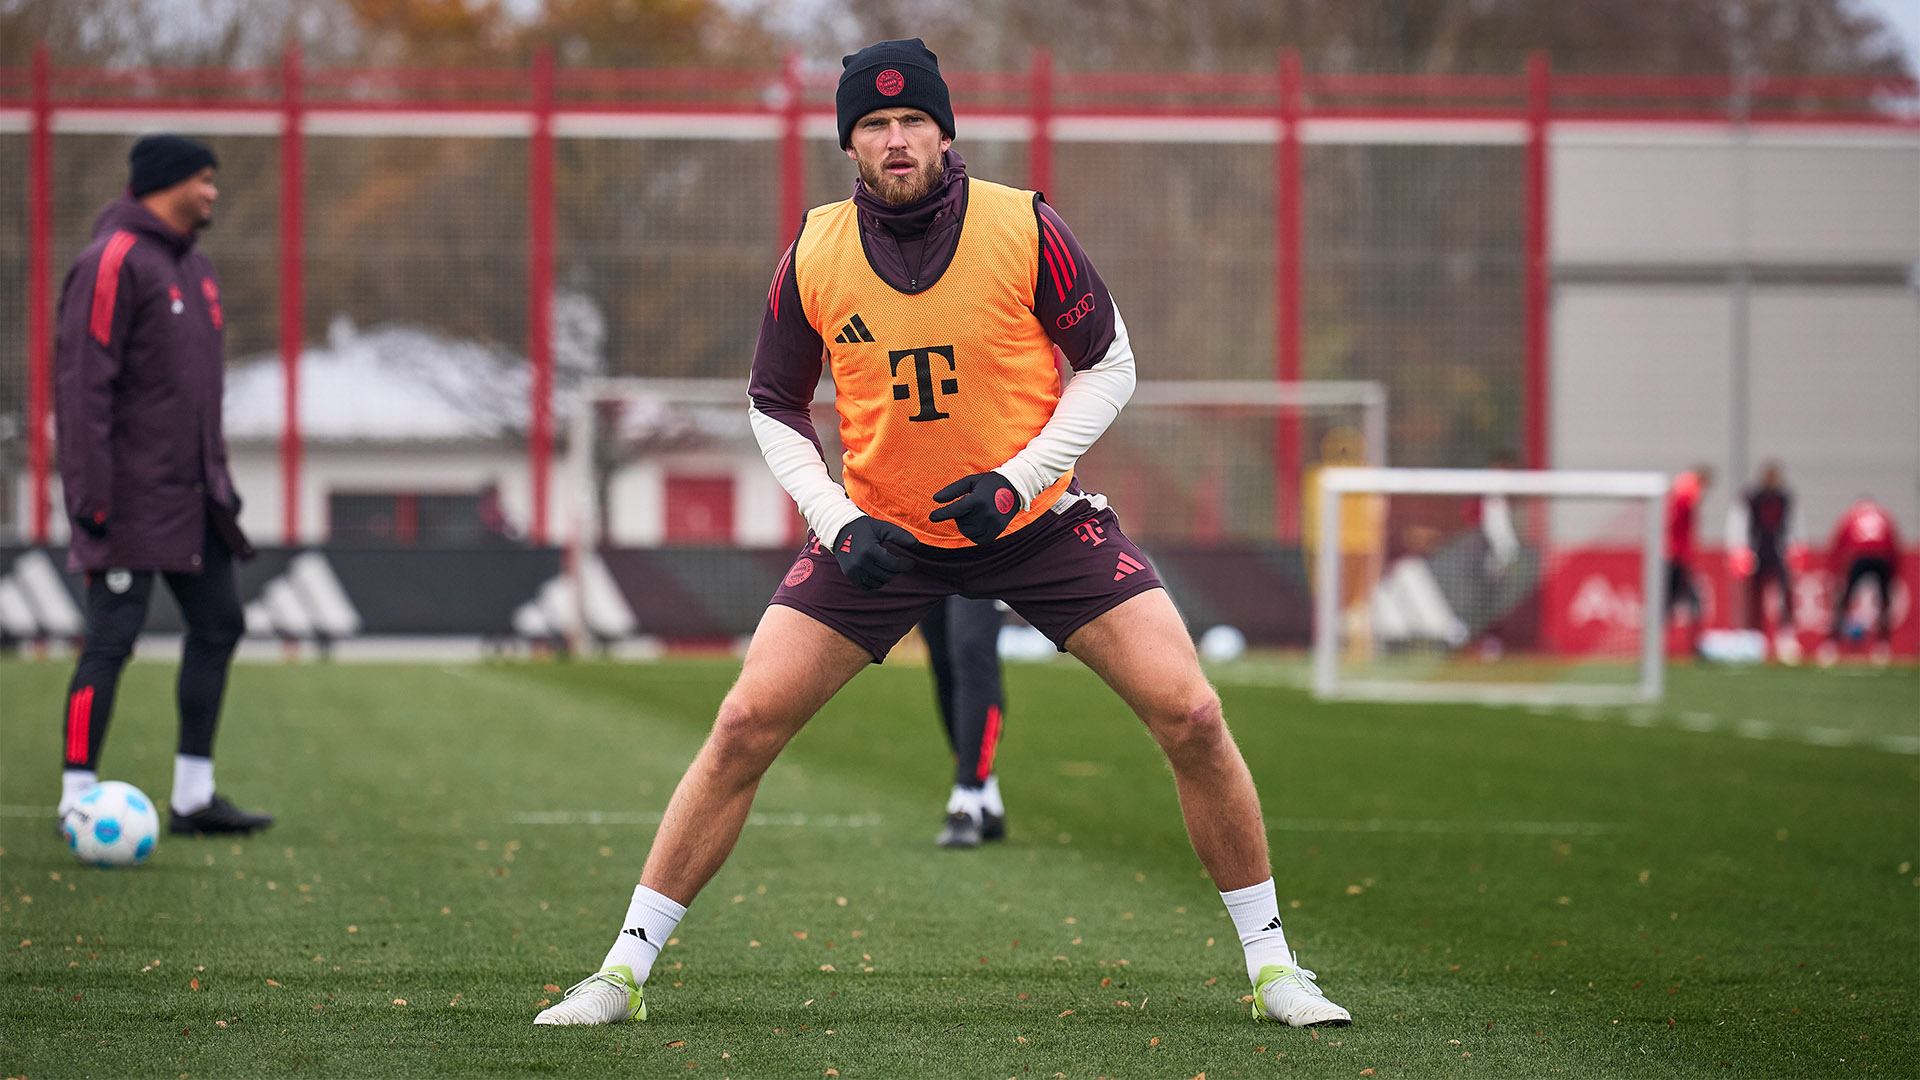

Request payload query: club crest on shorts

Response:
[784,558,815,587]
[105,569,133,594]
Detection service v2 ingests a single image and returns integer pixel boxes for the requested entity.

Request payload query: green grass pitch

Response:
[3,654,1915,1077]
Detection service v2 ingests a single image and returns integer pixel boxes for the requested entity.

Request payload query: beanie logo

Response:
[875,69,905,96]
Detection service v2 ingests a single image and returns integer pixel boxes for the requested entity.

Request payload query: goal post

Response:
[1312,467,1670,705]
[560,377,1388,652]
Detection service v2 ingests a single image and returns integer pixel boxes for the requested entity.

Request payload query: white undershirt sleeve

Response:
[749,403,865,542]
[993,306,1137,508]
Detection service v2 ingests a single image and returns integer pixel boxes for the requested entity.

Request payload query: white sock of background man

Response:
[1221,878,1293,982]
[171,754,215,815]
[600,885,686,982]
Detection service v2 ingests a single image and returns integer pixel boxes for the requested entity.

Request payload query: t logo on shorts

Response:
[888,345,958,422]
[1075,519,1106,546]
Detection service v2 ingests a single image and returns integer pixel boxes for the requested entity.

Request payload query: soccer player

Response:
[1737,462,1795,638]
[1818,497,1902,666]
[53,135,271,836]
[536,38,1350,1029]
[1664,466,1713,657]
[920,596,1008,847]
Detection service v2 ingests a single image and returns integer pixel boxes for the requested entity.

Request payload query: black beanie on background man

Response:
[129,134,218,198]
[836,38,955,149]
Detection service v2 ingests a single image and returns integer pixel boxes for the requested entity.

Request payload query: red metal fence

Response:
[3,47,1913,547]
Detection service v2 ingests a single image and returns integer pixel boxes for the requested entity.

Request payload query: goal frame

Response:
[1311,466,1671,706]
[563,377,1389,651]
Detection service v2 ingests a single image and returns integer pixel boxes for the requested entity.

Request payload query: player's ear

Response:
[845,145,859,162]
[939,136,952,154]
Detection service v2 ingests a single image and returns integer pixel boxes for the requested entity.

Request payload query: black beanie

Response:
[129,134,218,197]
[836,38,955,150]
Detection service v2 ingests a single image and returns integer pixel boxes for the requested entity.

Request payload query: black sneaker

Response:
[936,811,982,849]
[981,810,1006,842]
[169,794,274,836]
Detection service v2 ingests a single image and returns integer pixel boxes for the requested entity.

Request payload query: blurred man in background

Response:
[54,134,271,838]
[920,595,1007,847]
[1736,462,1796,646]
[1664,466,1713,657]
[1819,497,1901,666]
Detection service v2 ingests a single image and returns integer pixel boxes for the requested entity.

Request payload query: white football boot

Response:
[1251,954,1352,1027]
[533,965,645,1025]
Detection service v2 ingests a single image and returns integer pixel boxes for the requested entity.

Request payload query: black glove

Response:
[832,516,918,590]
[929,471,1021,545]
[74,510,108,540]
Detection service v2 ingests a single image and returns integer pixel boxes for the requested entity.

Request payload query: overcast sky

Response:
[1859,0,1920,70]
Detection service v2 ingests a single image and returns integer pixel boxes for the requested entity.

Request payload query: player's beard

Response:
[858,151,943,206]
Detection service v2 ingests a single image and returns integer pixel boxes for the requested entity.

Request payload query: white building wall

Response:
[1552,126,1920,542]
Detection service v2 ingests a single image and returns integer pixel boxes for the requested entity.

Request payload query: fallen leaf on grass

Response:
[393,999,406,1006]
[666,1040,685,1048]
[535,999,550,1007]
[266,980,281,987]
[1361,1071,1376,1076]
[544,984,561,992]
[1149,1037,1160,1047]
[1058,1010,1074,1017]
[825,1071,838,1077]
[1017,1036,1027,1044]
[215,1021,227,1028]
[190,978,200,991]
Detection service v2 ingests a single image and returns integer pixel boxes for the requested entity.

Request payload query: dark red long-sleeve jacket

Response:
[55,195,246,573]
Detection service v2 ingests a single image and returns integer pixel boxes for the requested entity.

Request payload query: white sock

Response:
[1221,877,1292,984]
[980,774,1004,817]
[946,784,984,821]
[60,769,98,814]
[599,884,686,984]
[171,754,214,815]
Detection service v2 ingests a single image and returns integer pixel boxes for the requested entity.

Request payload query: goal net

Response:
[1312,467,1669,705]
[561,377,1386,651]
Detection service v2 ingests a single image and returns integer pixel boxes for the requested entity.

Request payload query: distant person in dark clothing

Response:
[54,134,271,838]
[919,596,1007,847]
[1741,461,1795,636]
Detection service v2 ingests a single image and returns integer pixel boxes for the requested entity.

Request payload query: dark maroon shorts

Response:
[770,504,1164,661]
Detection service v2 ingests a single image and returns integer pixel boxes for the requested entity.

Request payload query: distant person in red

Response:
[1818,497,1901,666]
[1664,466,1713,656]
[1739,462,1795,635]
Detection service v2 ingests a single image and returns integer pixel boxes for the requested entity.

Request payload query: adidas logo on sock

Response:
[833,314,875,344]
[1261,916,1283,932]
[622,927,649,941]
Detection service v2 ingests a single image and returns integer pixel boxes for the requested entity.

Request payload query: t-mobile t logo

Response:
[889,345,957,422]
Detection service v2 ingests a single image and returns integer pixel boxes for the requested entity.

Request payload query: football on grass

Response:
[62,780,160,867]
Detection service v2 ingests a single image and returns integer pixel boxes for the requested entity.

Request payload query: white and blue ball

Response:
[61,780,160,867]
[1198,624,1248,663]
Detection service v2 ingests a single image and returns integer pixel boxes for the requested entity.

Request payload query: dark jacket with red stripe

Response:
[54,196,245,573]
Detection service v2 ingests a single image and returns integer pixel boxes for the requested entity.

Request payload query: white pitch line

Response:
[1266,818,1620,836]
[507,810,884,828]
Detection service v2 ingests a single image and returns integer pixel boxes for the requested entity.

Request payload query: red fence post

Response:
[1029,48,1053,195]
[26,45,51,544]
[1524,52,1551,472]
[779,50,805,246]
[528,47,555,546]
[1276,49,1304,543]
[279,44,304,545]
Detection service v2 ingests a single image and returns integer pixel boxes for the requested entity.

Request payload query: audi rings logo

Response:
[1056,292,1097,329]
[876,69,906,96]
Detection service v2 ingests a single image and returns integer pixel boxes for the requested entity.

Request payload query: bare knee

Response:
[702,696,790,780]
[1147,693,1228,758]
